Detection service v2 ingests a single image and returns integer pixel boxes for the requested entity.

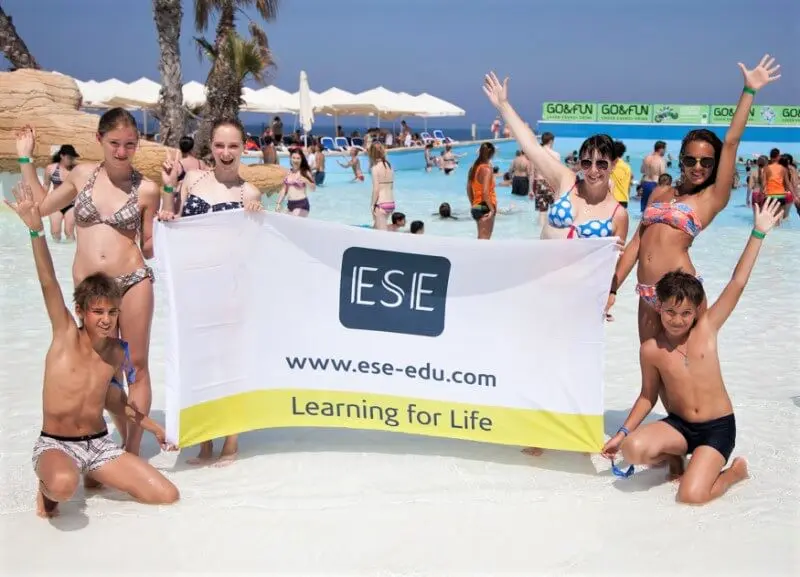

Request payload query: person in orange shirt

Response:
[467,142,497,239]
[609,141,632,209]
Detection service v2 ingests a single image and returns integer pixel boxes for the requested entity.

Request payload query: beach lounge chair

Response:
[432,129,454,144]
[420,132,434,145]
[319,136,336,151]
[334,137,350,151]
[350,137,366,151]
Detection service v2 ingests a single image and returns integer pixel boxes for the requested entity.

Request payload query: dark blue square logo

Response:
[339,247,451,337]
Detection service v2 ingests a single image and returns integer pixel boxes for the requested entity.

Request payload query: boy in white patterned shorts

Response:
[5,184,179,518]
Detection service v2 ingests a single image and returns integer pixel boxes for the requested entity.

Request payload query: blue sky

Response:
[4,0,797,128]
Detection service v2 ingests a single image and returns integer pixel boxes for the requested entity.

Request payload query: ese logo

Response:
[339,247,451,337]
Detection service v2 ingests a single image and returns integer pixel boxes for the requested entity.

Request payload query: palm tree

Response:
[152,0,186,147]
[192,0,278,153]
[0,3,40,70]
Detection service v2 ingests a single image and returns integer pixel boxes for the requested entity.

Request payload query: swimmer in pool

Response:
[433,202,458,220]
[602,199,783,504]
[4,183,179,518]
[338,148,364,182]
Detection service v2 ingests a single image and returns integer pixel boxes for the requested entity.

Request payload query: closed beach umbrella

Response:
[298,70,314,133]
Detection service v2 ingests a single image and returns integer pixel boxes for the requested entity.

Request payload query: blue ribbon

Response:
[611,459,635,478]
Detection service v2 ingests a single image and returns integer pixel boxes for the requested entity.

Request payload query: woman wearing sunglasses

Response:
[609,54,781,334]
[483,73,629,243]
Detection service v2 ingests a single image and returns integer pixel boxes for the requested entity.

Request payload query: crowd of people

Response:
[4,53,790,519]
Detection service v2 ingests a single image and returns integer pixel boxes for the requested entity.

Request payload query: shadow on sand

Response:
[132,409,671,479]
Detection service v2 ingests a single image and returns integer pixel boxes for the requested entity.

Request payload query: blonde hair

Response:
[368,143,390,168]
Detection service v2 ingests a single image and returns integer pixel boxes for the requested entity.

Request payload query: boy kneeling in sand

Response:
[602,198,783,505]
[5,184,179,518]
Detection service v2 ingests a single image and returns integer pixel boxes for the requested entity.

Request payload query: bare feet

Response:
[666,455,685,482]
[212,452,238,468]
[83,475,103,490]
[36,488,59,518]
[186,440,214,466]
[729,456,749,482]
[521,447,543,456]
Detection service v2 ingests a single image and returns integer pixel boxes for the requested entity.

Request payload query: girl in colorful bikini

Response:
[609,55,781,335]
[16,109,162,458]
[274,148,315,217]
[369,143,396,230]
[482,73,629,245]
[42,144,80,242]
[158,118,263,466]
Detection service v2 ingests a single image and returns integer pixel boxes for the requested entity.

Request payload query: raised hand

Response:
[4,182,44,231]
[15,125,36,158]
[482,72,509,110]
[738,54,781,92]
[160,148,181,188]
[753,197,783,234]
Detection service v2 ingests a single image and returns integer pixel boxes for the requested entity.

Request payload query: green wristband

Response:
[743,87,756,96]
[29,228,45,239]
[751,228,766,240]
[163,185,175,194]
[18,156,32,164]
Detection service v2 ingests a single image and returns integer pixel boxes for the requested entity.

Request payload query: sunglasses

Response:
[580,158,610,171]
[680,156,715,169]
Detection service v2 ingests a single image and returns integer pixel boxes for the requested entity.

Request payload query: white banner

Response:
[155,211,618,452]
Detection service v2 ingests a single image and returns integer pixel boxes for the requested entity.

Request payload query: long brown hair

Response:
[368,142,391,168]
[468,142,495,182]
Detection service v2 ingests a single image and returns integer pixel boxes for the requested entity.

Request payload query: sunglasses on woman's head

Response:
[580,158,610,171]
[680,156,715,169]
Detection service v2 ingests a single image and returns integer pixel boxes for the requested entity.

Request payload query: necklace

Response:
[672,344,690,367]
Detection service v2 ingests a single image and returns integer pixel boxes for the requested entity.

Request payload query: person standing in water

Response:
[509,150,531,197]
[42,144,80,242]
[369,143,396,230]
[640,141,667,210]
[467,142,497,240]
[603,199,783,504]
[274,148,315,217]
[16,110,162,458]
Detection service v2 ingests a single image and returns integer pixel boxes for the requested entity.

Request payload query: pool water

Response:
[304,141,799,240]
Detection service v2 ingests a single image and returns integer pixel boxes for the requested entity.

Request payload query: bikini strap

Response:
[81,162,104,194]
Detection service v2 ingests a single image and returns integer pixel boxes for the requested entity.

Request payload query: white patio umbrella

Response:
[412,93,465,118]
[297,70,314,134]
[182,81,207,108]
[105,77,161,109]
[354,86,426,124]
[79,78,130,108]
[243,86,296,113]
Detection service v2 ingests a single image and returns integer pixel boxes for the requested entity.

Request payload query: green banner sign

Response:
[542,101,596,122]
[596,103,653,123]
[652,104,709,124]
[541,102,799,126]
[709,105,800,126]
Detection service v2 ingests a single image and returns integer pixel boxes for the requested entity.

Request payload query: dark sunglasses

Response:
[580,158,610,171]
[680,156,715,169]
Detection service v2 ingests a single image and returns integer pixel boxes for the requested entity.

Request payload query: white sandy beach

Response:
[1,210,798,576]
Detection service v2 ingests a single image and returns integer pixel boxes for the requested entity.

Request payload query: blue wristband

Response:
[617,426,630,437]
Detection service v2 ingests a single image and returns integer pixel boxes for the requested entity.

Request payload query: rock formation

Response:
[0,69,286,193]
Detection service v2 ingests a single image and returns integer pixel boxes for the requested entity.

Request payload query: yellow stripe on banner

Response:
[180,390,603,452]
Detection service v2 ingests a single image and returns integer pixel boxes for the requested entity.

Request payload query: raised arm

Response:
[15,126,79,216]
[483,73,575,194]
[711,55,781,213]
[706,198,782,331]
[4,184,73,334]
